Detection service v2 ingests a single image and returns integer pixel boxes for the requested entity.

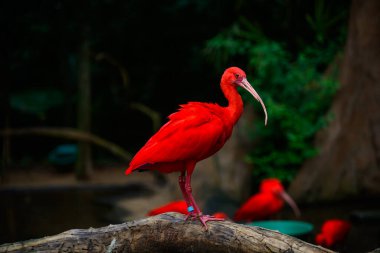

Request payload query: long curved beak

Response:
[238,78,268,125]
[278,191,301,217]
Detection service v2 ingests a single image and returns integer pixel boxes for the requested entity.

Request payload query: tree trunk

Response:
[0,86,11,182]
[289,0,380,202]
[0,213,334,253]
[76,34,92,180]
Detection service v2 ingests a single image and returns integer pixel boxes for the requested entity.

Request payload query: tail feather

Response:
[125,163,151,175]
[125,166,135,175]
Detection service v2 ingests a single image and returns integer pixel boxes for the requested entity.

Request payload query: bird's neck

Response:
[221,84,244,125]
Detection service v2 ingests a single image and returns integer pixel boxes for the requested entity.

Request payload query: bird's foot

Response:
[198,215,225,230]
[185,212,198,221]
[185,213,224,230]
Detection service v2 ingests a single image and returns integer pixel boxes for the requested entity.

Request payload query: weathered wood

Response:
[0,213,334,253]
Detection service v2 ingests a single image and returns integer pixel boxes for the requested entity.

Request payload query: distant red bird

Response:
[212,212,230,219]
[147,200,188,216]
[125,67,267,229]
[147,200,230,220]
[315,219,351,248]
[234,178,300,222]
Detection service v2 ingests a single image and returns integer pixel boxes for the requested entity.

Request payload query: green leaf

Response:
[11,88,65,119]
[204,18,341,185]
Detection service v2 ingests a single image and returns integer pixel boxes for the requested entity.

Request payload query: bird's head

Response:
[222,67,268,125]
[260,178,284,193]
[260,178,301,217]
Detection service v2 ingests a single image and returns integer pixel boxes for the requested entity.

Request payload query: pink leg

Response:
[178,171,192,211]
[179,170,202,221]
[182,162,224,230]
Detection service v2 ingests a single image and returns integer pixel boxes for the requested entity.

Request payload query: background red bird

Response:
[315,219,351,248]
[147,200,188,216]
[234,178,300,222]
[125,67,267,229]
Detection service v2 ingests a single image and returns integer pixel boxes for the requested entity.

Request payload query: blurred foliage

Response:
[204,9,346,184]
[306,0,347,43]
[10,88,65,120]
[2,0,350,167]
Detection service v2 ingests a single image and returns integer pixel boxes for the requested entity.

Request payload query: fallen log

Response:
[0,213,334,253]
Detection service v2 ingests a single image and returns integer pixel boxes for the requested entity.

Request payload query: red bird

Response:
[125,67,268,229]
[212,212,230,219]
[147,200,188,216]
[234,178,300,222]
[315,219,351,248]
[147,200,230,220]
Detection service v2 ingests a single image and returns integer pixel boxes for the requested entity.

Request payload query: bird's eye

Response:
[234,74,240,78]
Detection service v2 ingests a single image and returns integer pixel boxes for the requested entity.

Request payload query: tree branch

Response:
[0,213,334,253]
[0,127,132,162]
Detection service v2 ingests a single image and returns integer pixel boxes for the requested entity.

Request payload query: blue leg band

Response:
[187,206,194,212]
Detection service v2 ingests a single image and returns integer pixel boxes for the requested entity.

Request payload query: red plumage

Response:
[234,178,300,222]
[234,192,283,221]
[147,200,188,216]
[212,212,230,219]
[315,219,351,248]
[125,102,231,175]
[125,67,268,229]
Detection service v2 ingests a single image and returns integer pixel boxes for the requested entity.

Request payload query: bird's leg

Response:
[184,173,202,216]
[184,162,224,230]
[178,171,196,219]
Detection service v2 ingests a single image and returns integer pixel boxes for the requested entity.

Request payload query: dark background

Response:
[2,0,349,158]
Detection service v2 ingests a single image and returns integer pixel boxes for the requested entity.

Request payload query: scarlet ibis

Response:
[147,200,188,216]
[234,178,300,222]
[125,67,268,229]
[147,200,230,219]
[315,219,351,248]
[212,212,230,219]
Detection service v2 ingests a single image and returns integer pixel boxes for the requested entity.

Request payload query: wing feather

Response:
[126,102,230,173]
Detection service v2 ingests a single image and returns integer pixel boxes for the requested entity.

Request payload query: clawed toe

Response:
[184,213,225,230]
[185,213,197,221]
[200,215,225,223]
[204,215,225,220]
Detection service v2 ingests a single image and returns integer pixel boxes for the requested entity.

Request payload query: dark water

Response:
[1,185,379,253]
[0,183,152,244]
[278,198,380,253]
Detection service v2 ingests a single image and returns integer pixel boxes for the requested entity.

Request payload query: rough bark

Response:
[289,0,380,202]
[0,213,333,253]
